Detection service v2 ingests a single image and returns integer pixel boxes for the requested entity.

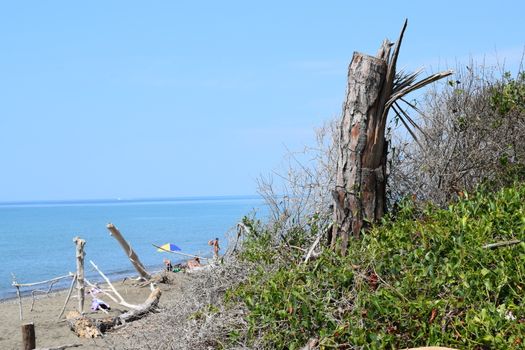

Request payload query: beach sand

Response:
[0,273,186,350]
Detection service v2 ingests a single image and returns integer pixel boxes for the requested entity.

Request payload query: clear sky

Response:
[1,1,524,201]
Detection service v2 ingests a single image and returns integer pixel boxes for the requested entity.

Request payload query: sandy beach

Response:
[0,272,190,350]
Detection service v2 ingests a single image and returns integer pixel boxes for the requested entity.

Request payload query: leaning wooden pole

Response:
[57,274,77,321]
[331,20,452,255]
[106,223,152,280]
[73,237,86,313]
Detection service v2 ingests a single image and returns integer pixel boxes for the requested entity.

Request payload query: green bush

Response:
[230,184,525,349]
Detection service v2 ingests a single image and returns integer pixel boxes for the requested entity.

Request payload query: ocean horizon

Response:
[0,195,266,300]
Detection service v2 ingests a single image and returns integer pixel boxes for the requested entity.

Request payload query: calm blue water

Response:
[0,196,265,299]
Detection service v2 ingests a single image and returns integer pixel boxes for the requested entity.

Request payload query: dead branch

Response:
[483,240,521,249]
[34,344,83,350]
[57,274,77,321]
[66,287,162,338]
[106,223,152,280]
[303,233,323,264]
[89,260,141,310]
[12,274,72,288]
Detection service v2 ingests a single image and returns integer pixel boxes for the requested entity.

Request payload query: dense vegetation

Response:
[390,68,525,206]
[229,184,525,349]
[212,68,525,349]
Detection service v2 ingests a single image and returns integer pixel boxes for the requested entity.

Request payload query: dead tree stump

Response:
[331,20,452,254]
[22,322,36,350]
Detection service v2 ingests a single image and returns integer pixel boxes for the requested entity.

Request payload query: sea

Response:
[0,195,266,300]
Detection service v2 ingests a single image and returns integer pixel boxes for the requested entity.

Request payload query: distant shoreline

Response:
[0,194,262,207]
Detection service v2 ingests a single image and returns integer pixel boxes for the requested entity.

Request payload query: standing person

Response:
[209,237,220,260]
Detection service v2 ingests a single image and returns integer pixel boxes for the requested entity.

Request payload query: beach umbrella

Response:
[157,243,182,252]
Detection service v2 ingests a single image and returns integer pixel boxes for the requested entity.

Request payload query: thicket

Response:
[229,184,525,349]
[216,66,525,349]
[390,67,525,206]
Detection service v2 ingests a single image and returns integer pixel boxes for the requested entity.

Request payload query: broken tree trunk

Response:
[66,287,162,338]
[331,50,388,254]
[106,223,151,280]
[73,237,86,313]
[331,20,452,255]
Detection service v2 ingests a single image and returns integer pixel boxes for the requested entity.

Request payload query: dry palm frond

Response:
[378,19,453,141]
[386,70,454,111]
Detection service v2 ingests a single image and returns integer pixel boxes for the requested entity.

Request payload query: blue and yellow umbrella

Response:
[156,243,182,252]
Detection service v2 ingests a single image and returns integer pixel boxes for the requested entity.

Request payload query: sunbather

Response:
[187,257,201,269]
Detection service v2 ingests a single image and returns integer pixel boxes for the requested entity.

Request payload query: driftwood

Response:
[30,279,62,312]
[22,323,36,350]
[57,274,77,321]
[34,344,82,350]
[232,221,250,254]
[89,260,143,310]
[303,233,323,264]
[22,322,82,350]
[12,273,24,321]
[73,237,86,313]
[66,287,162,338]
[107,223,152,280]
[12,273,73,321]
[483,239,521,249]
[12,274,72,288]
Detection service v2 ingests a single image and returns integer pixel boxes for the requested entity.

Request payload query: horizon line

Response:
[0,194,262,206]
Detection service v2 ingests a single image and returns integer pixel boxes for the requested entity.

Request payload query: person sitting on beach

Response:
[163,258,173,272]
[89,286,111,313]
[187,257,201,269]
[91,297,111,313]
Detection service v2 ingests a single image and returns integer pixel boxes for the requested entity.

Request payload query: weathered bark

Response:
[73,237,86,313]
[106,223,152,280]
[66,287,162,338]
[331,51,388,255]
[331,20,452,254]
[22,323,36,350]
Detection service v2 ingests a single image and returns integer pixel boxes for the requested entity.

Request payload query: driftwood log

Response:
[34,344,82,350]
[482,239,521,249]
[22,323,36,350]
[66,287,162,338]
[106,223,152,280]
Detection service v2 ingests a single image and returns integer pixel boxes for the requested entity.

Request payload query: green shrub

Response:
[230,184,525,349]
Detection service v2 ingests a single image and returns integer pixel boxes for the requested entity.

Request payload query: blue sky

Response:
[1,1,524,201]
